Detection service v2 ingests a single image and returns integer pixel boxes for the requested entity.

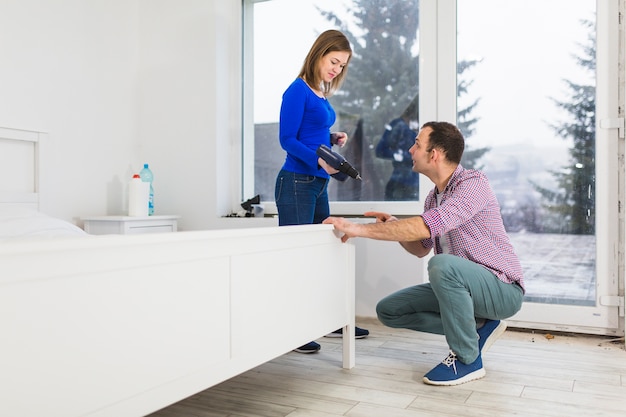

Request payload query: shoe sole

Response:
[481,320,507,353]
[423,368,486,386]
[324,333,368,339]
[292,348,320,354]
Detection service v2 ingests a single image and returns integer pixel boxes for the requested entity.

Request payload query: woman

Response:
[274,29,369,353]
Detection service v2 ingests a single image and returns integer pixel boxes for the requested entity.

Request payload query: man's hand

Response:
[363,211,398,223]
[324,213,431,249]
[322,216,358,243]
[323,212,398,243]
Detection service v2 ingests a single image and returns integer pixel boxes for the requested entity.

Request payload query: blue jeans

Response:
[376,254,523,363]
[274,169,330,225]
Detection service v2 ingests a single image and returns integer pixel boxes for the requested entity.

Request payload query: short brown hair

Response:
[298,30,352,97]
[422,121,465,164]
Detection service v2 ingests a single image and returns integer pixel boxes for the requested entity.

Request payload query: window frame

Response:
[241,0,621,226]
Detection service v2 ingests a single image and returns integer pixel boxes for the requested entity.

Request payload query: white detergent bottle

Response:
[128,174,150,216]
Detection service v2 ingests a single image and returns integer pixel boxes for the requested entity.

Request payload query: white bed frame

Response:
[0,127,356,417]
[0,126,42,210]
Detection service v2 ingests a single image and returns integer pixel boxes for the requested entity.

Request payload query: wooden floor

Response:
[149,318,626,417]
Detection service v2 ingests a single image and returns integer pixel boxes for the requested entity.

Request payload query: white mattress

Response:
[0,207,87,239]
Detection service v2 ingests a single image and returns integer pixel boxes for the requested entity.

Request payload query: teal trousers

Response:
[376,254,524,364]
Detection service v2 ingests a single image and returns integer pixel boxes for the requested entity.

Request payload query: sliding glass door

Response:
[454,0,621,335]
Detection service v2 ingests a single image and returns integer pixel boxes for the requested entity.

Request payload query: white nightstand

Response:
[81,215,180,235]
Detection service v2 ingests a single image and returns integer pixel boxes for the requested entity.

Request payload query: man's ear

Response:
[429,148,438,161]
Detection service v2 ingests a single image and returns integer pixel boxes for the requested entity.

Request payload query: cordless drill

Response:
[316,144,362,181]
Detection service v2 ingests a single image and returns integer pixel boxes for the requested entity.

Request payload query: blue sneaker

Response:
[325,326,369,339]
[423,351,486,386]
[293,341,320,354]
[477,319,507,353]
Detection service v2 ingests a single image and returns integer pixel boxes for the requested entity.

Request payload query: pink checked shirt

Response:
[420,165,525,292]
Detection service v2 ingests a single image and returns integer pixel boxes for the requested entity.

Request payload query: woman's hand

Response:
[330,132,348,147]
[318,157,339,175]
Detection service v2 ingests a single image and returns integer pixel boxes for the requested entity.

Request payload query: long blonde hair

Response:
[298,30,352,97]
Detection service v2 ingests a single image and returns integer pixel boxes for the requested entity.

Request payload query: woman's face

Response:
[318,51,350,83]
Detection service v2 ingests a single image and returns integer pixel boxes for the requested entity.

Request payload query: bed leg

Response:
[341,323,355,369]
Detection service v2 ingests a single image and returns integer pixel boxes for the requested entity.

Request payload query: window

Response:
[244,0,421,215]
[244,0,622,334]
[457,0,598,306]
[453,0,621,334]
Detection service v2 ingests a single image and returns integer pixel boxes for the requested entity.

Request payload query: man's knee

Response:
[428,254,472,294]
[375,299,389,323]
[427,254,454,286]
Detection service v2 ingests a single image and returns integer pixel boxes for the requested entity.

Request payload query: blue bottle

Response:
[139,163,154,215]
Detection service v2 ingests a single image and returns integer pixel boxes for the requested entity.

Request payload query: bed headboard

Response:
[0,126,44,210]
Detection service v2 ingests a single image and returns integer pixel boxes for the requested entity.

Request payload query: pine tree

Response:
[319,0,483,199]
[530,18,595,235]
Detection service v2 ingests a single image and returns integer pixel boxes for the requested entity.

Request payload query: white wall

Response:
[0,0,140,221]
[135,0,240,230]
[0,0,242,230]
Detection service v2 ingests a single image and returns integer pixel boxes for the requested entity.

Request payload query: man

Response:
[323,121,525,386]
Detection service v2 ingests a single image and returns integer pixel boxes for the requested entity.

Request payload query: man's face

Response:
[409,127,433,173]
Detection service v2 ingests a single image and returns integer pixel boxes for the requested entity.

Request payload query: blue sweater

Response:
[279,77,335,178]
